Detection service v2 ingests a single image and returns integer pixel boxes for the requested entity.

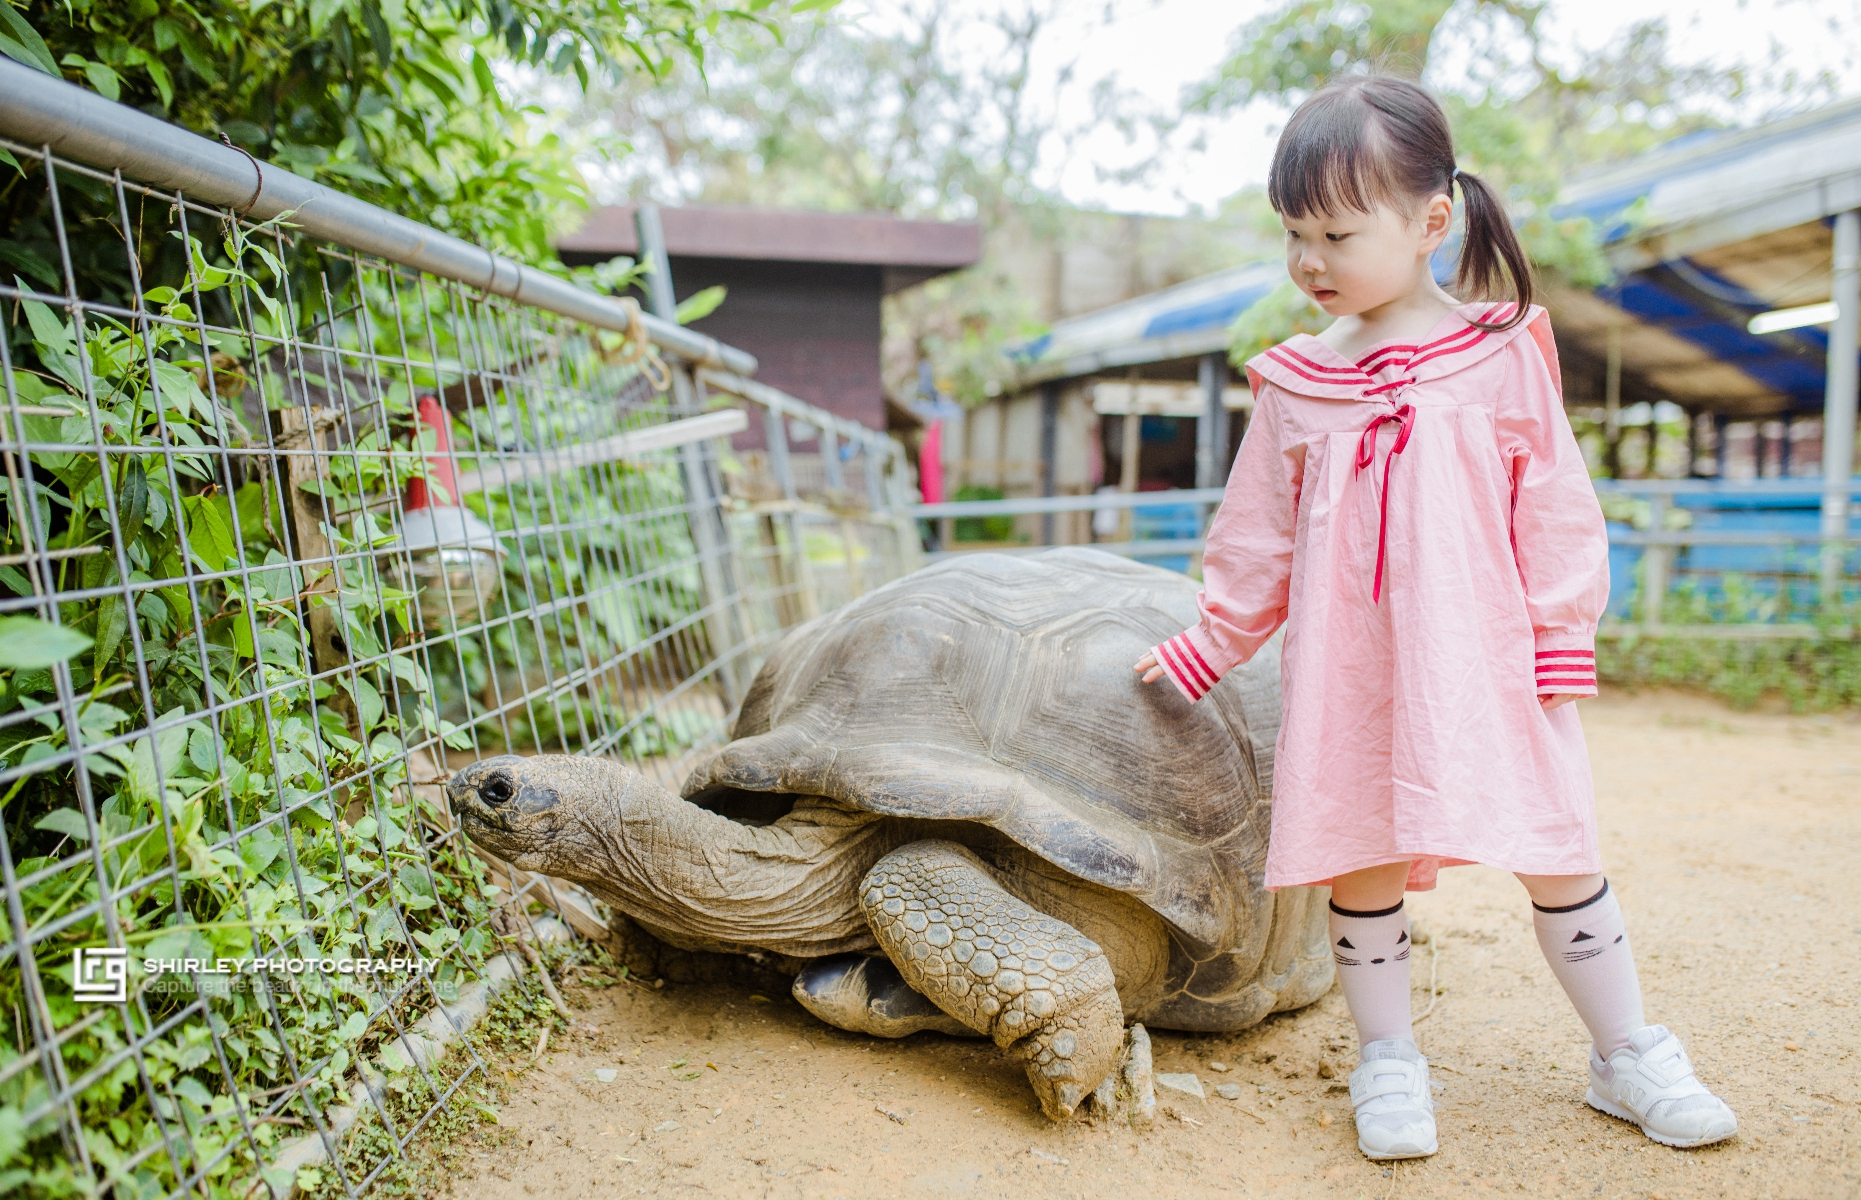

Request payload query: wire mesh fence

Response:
[0,91,919,1199]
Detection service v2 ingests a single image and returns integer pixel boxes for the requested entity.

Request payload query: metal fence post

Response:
[817,425,863,597]
[1822,209,1860,605]
[761,402,819,621]
[635,203,745,705]
[886,443,925,575]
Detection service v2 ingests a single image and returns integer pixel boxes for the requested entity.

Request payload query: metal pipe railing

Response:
[0,59,756,376]
[912,487,1225,519]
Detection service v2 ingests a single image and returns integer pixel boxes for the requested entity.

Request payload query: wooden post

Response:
[937,406,959,551]
[1119,373,1140,544]
[1039,384,1058,546]
[270,407,353,706]
[1604,321,1622,479]
[1195,352,1227,544]
[1643,491,1670,627]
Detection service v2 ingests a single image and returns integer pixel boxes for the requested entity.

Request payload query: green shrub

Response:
[1598,636,1861,711]
[951,484,1015,543]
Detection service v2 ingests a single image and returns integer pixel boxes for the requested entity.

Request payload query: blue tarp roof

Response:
[1550,96,1861,417]
[1009,261,1281,384]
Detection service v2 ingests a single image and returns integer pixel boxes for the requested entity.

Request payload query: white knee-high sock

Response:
[1330,900,1415,1048]
[1532,880,1645,1059]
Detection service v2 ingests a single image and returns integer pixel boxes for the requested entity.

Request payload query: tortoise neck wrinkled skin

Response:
[449,754,901,958]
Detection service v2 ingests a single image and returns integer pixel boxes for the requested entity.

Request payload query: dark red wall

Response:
[654,257,886,449]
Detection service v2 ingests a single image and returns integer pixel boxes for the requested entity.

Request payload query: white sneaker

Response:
[1586,1025,1738,1148]
[1349,1040,1438,1160]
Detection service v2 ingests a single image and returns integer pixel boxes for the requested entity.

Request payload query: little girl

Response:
[1135,75,1736,1161]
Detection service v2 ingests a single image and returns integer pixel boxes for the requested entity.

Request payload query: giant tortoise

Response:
[451,548,1333,1121]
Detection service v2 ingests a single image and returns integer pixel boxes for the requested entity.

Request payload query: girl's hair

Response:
[1267,75,1531,330]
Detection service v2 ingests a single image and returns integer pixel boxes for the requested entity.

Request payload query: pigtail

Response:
[1454,170,1533,330]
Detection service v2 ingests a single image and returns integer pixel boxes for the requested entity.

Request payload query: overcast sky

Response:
[845,0,1861,216]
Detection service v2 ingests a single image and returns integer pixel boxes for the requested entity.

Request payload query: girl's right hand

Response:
[1134,652,1165,684]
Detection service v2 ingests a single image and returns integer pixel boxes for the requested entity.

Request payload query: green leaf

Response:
[80,60,121,102]
[118,457,149,544]
[674,285,727,325]
[144,57,174,110]
[346,675,384,731]
[32,807,92,843]
[0,6,58,76]
[92,592,126,673]
[0,239,57,289]
[180,493,239,571]
[0,616,92,668]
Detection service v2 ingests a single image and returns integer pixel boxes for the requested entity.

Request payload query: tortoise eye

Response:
[481,775,515,806]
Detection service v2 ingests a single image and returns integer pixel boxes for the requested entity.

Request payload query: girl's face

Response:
[1280,194,1454,317]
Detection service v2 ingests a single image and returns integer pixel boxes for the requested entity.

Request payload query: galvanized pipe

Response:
[0,60,756,376]
[1822,208,1860,601]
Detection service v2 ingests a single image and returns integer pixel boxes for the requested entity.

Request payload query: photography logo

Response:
[73,947,128,1003]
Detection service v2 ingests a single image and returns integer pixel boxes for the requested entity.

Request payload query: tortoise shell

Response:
[682,548,1283,971]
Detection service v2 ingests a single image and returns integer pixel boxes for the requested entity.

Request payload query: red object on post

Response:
[404,395,458,510]
[918,420,944,504]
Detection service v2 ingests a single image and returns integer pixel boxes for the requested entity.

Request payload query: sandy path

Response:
[443,690,1860,1199]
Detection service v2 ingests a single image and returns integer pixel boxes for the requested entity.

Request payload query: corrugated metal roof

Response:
[1009,261,1281,384]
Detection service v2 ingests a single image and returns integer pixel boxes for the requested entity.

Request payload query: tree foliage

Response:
[570,1,1187,405]
[0,0,801,296]
[1188,0,1807,359]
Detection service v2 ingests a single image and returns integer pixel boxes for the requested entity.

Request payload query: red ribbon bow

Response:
[1355,403,1416,604]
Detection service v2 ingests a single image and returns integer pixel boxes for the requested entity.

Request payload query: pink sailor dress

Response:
[1151,303,1609,891]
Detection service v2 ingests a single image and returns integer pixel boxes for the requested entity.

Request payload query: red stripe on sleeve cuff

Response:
[1167,635,1216,691]
[1154,639,1210,702]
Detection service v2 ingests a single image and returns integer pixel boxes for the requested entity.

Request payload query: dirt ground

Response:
[442,689,1860,1199]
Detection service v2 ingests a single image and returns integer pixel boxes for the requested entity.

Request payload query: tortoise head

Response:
[448,753,629,875]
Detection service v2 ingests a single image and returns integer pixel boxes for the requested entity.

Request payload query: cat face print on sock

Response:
[1559,926,1625,964]
[1334,925,1411,967]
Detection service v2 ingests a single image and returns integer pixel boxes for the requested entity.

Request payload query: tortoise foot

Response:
[859,839,1124,1121]
[791,954,983,1038]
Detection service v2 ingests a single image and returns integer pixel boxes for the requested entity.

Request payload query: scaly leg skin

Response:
[859,840,1125,1121]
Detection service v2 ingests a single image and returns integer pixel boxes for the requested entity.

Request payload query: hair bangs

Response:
[1267,91,1406,220]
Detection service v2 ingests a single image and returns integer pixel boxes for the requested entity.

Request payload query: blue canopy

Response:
[1550,95,1861,418]
[1009,261,1282,384]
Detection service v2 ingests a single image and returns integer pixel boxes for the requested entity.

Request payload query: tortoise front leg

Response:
[860,840,1124,1121]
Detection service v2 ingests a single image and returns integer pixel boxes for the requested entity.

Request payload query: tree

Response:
[1185,0,1817,362]
[1187,0,1814,282]
[0,0,806,302]
[567,1,1217,404]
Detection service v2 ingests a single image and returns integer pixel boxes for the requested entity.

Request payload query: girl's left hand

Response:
[1134,652,1165,684]
[1539,693,1577,711]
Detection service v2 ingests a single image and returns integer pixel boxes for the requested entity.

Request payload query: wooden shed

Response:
[557,205,981,448]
